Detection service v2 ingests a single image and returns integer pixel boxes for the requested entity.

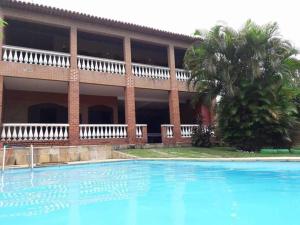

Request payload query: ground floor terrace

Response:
[0,77,213,147]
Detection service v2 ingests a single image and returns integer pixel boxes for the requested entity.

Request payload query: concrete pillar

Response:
[168,45,181,143]
[124,36,136,144]
[68,26,80,145]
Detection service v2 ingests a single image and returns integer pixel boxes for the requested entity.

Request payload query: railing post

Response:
[124,36,136,145]
[142,125,148,144]
[168,45,181,144]
[68,26,80,145]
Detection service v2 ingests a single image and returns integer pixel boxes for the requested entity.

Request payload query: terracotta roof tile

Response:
[0,0,197,42]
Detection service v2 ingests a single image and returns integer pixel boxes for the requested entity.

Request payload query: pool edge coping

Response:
[3,157,300,170]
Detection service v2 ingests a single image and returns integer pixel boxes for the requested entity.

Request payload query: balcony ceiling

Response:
[4,77,68,93]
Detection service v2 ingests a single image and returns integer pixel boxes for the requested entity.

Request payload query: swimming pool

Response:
[0,160,300,225]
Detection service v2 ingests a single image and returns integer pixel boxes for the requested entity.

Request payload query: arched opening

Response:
[88,105,113,124]
[28,103,68,123]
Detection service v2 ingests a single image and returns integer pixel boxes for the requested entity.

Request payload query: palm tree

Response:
[184,20,300,102]
[184,20,300,150]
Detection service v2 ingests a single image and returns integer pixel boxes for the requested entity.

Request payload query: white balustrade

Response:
[77,55,125,75]
[80,124,128,139]
[136,124,147,138]
[2,45,70,68]
[181,124,199,138]
[161,124,174,138]
[176,69,191,81]
[132,63,170,80]
[1,124,69,141]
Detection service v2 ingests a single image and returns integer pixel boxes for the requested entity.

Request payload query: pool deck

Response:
[2,157,300,170]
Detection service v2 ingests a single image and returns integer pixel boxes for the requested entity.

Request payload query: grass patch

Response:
[125,147,300,158]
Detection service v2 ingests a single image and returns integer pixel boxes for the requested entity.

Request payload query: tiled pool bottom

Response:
[0,161,300,225]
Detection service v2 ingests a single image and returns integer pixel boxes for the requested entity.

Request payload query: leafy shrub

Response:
[218,80,297,151]
[191,118,214,147]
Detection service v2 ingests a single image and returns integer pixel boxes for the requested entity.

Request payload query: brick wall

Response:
[3,90,119,123]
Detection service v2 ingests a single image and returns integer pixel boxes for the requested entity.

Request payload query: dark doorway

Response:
[136,102,169,143]
[28,103,68,123]
[88,105,113,124]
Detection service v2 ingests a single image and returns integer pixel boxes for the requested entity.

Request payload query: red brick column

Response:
[124,36,136,145]
[68,26,80,145]
[168,45,181,144]
[0,75,3,125]
[0,12,5,148]
[140,126,148,144]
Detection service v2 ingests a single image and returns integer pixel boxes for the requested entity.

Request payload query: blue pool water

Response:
[0,161,300,225]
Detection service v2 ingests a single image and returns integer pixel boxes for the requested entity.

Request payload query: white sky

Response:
[23,0,299,48]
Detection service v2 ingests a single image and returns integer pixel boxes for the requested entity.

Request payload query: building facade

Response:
[0,0,212,147]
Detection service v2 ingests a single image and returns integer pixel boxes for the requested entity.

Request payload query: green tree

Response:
[184,20,300,151]
[0,19,7,38]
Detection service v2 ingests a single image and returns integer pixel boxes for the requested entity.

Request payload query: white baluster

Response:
[119,126,124,138]
[12,126,17,140]
[90,60,95,71]
[39,126,44,140]
[96,126,100,138]
[49,126,53,140]
[111,63,115,73]
[112,126,116,138]
[7,127,12,141]
[99,61,103,72]
[108,126,112,138]
[95,61,99,71]
[62,57,66,67]
[64,126,68,139]
[57,56,62,67]
[87,126,92,139]
[66,57,70,68]
[2,49,8,61]
[39,54,43,65]
[43,54,48,65]
[48,55,52,66]
[29,52,33,64]
[91,126,96,139]
[52,55,57,66]
[13,50,18,62]
[78,58,82,69]
[1,126,7,140]
[100,126,104,138]
[107,62,111,73]
[44,125,49,140]
[80,126,83,139]
[59,126,64,139]
[8,49,13,62]
[82,59,86,70]
[54,126,59,140]
[34,53,38,64]
[33,125,39,140]
[124,126,127,138]
[104,126,108,138]
[86,60,90,70]
[17,126,23,140]
[116,126,120,138]
[24,52,28,63]
[83,126,88,139]
[23,126,28,141]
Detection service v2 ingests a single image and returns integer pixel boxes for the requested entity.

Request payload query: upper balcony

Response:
[0,18,192,90]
